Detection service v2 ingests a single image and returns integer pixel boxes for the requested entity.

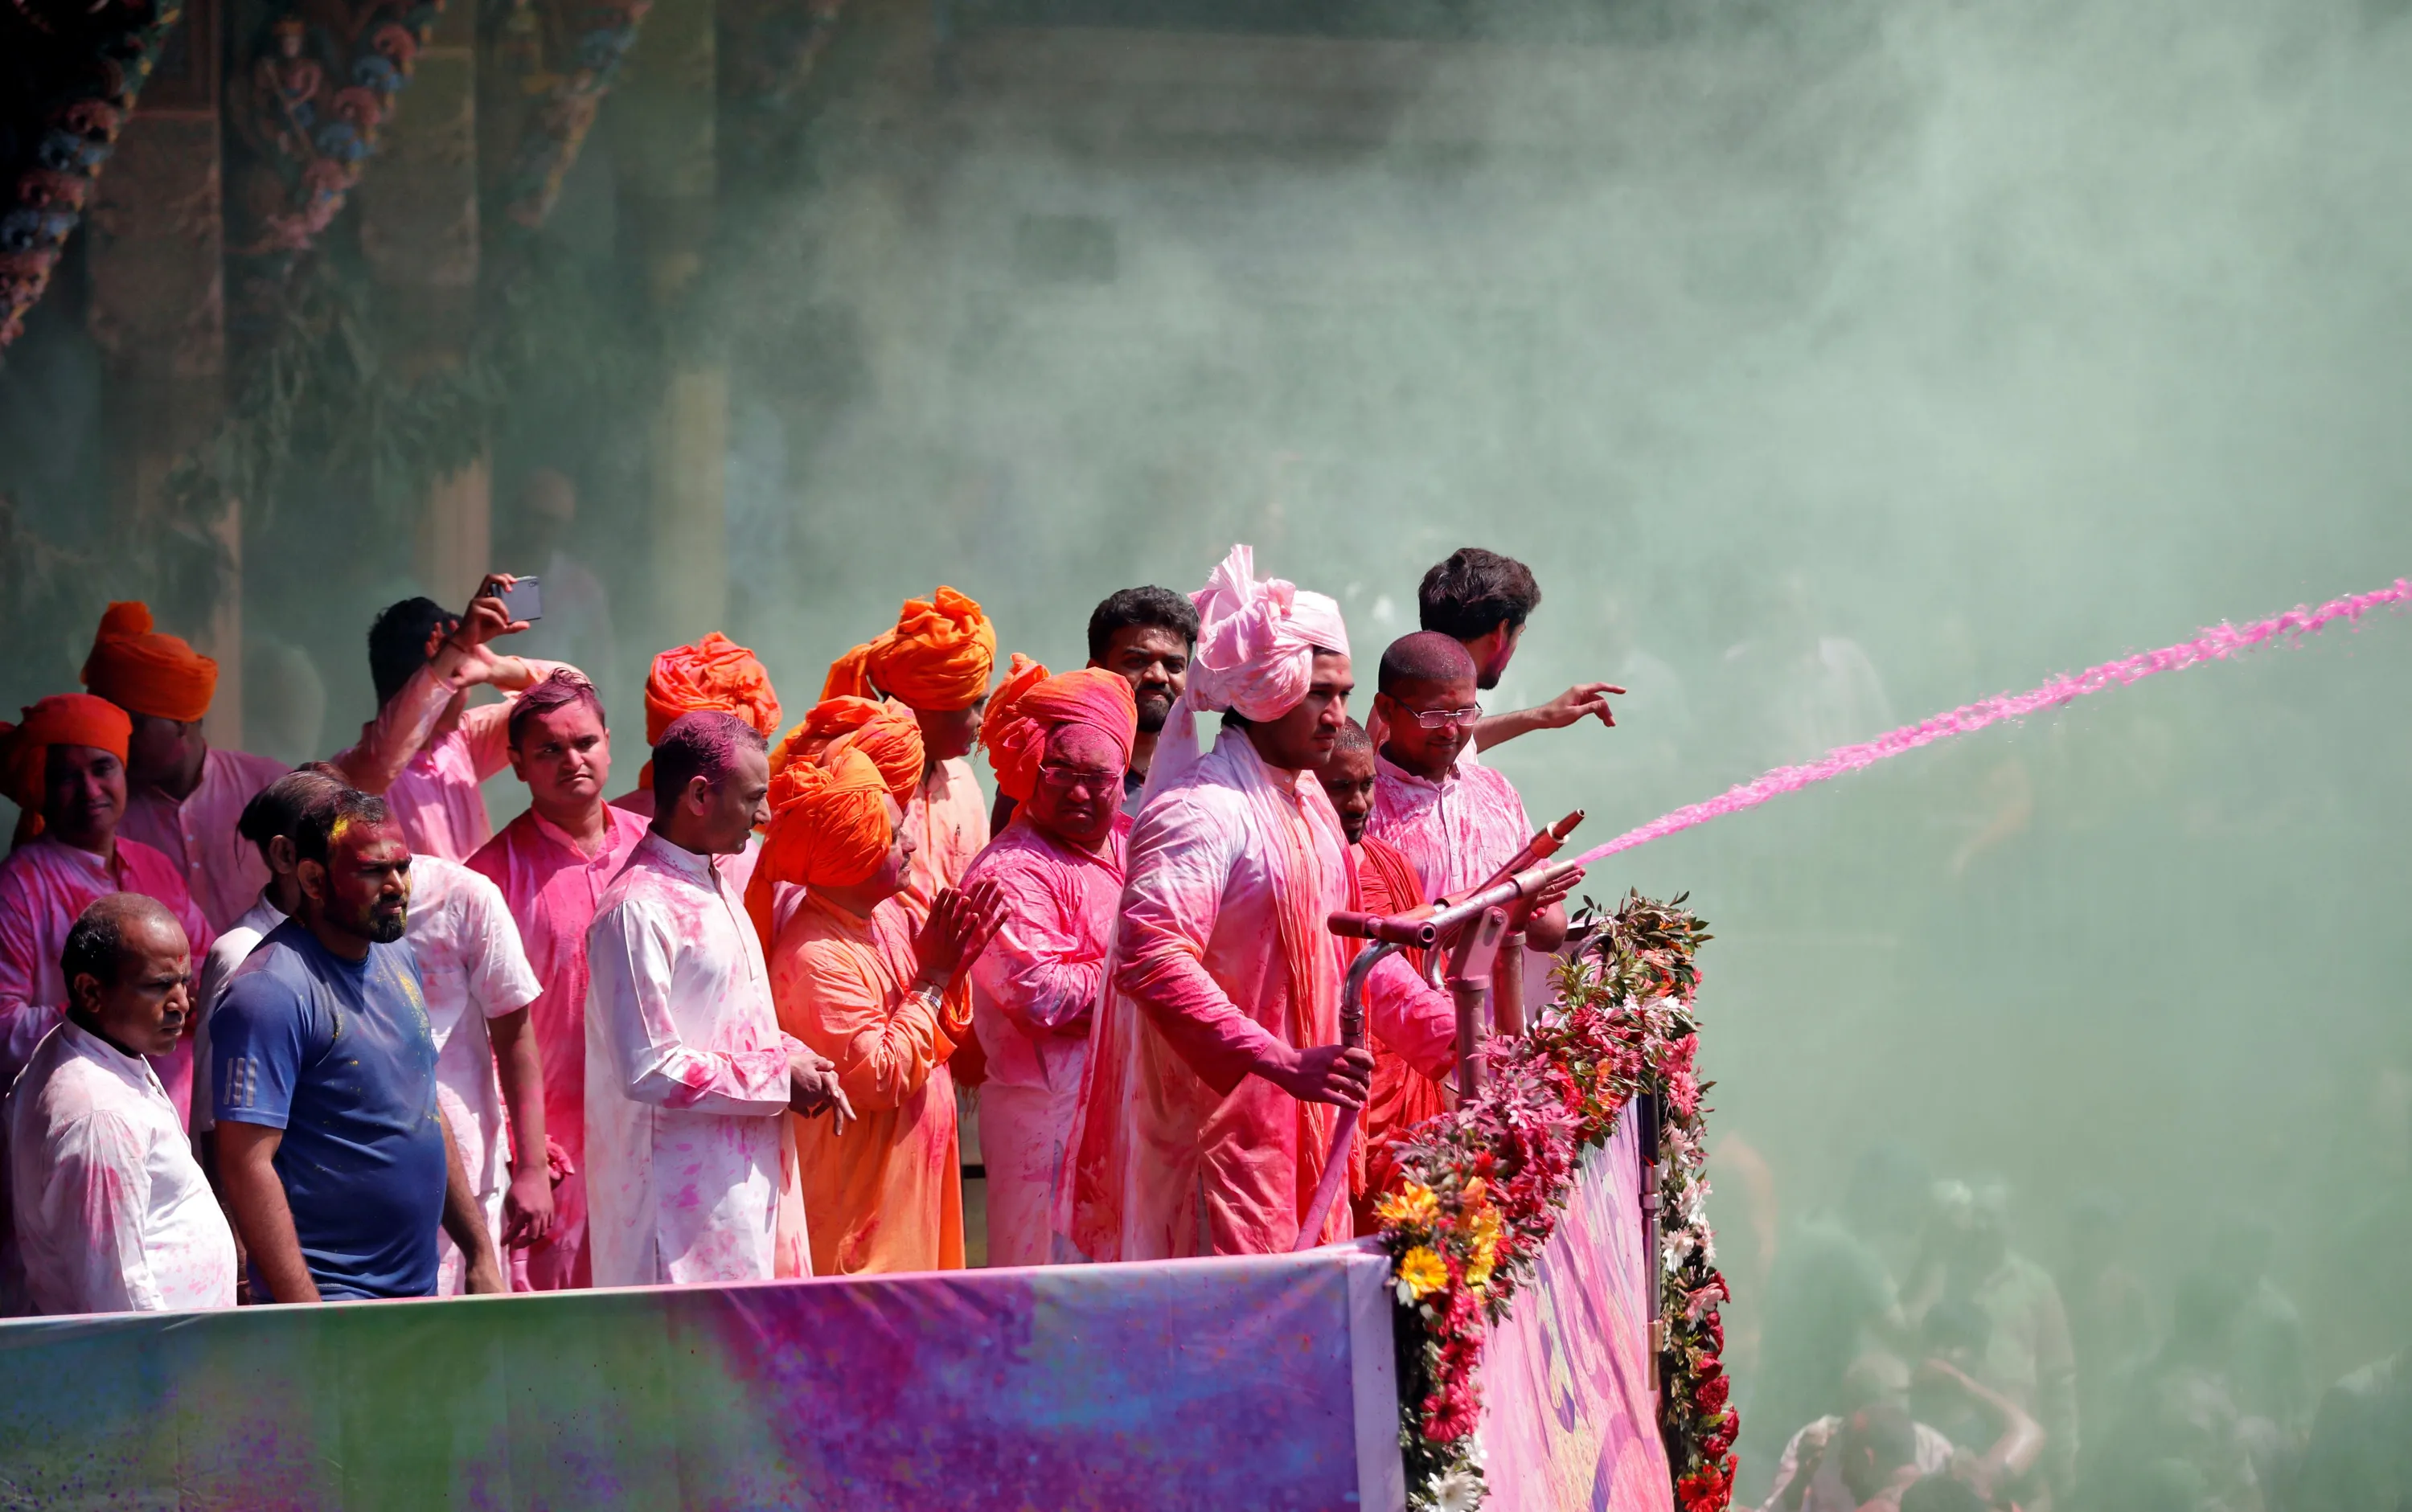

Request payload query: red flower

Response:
[1696,1371,1730,1413]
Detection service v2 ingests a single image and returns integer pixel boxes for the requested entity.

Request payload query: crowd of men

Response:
[0,542,1628,1310]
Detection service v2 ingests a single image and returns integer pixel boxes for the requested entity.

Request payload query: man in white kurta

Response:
[583,711,838,1286]
[405,854,544,1293]
[6,895,235,1314]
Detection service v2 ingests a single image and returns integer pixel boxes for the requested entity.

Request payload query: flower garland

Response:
[1373,891,1738,1511]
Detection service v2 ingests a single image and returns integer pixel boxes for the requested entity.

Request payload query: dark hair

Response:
[62,893,179,990]
[1087,586,1200,663]
[1417,548,1542,642]
[295,788,395,868]
[1334,717,1374,754]
[1378,630,1479,698]
[652,711,766,803]
[508,668,606,749]
[237,770,347,861]
[1899,1474,1988,1512]
[368,597,459,706]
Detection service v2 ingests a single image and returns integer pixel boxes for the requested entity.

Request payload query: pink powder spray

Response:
[1568,578,2412,870]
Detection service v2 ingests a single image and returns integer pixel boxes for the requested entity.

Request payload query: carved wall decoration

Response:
[488,0,653,230]
[223,0,445,324]
[0,0,185,350]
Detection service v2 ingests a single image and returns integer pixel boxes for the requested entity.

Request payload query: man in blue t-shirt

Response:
[212,786,503,1301]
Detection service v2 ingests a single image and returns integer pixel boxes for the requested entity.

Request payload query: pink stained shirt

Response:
[961,810,1130,1268]
[1364,749,1536,904]
[116,745,290,936]
[465,804,652,1173]
[0,834,213,1120]
[582,832,807,1287]
[1059,727,1455,1262]
[899,756,990,924]
[334,658,572,863]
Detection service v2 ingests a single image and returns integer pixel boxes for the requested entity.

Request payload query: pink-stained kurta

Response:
[117,745,290,935]
[1059,728,1455,1262]
[1364,750,1535,904]
[334,658,571,863]
[770,893,966,1276]
[0,835,212,1119]
[405,855,544,1293]
[466,804,651,1288]
[961,811,1130,1267]
[900,756,989,923]
[583,833,807,1286]
[4,1020,236,1315]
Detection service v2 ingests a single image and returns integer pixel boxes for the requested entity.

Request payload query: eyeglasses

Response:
[1404,704,1483,731]
[1036,762,1119,791]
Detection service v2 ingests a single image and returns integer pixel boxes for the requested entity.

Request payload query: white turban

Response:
[1185,544,1351,720]
[1138,544,1351,810]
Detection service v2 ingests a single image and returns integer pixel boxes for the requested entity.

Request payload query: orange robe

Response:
[769,892,967,1275]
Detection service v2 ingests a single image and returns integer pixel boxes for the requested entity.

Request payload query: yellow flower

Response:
[1376,1181,1441,1228]
[1461,1177,1488,1207]
[1396,1246,1450,1301]
[1464,1250,1495,1293]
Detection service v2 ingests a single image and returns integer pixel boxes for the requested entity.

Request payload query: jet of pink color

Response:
[1569,577,2412,870]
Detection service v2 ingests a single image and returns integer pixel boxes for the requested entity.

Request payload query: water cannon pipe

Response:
[1290,940,1401,1251]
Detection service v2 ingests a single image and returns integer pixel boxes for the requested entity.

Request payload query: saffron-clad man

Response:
[211,788,504,1301]
[83,601,289,934]
[761,746,1002,1275]
[822,588,996,924]
[993,587,1196,831]
[1412,547,1623,761]
[962,660,1138,1265]
[1316,719,1451,1229]
[746,696,925,957]
[610,633,783,819]
[584,713,847,1286]
[0,695,213,1110]
[6,895,236,1315]
[334,577,570,862]
[1058,546,1458,1260]
[467,669,650,1289]
[1365,632,1571,951]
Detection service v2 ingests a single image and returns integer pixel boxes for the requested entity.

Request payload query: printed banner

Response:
[1479,1117,1674,1510]
[0,1245,1404,1510]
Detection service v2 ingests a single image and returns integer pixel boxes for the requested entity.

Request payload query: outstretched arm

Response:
[1470,681,1625,755]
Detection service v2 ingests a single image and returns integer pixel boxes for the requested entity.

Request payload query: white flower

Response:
[1430,1465,1485,1512]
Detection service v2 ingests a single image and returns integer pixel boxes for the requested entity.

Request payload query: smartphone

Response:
[494,576,544,625]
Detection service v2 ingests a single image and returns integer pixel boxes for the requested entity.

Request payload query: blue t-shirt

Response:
[211,919,446,1300]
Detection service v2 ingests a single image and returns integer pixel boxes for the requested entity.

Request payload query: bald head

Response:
[63,893,193,1057]
[1378,631,1478,699]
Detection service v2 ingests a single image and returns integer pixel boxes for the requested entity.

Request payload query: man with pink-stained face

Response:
[1057,547,1457,1261]
[466,669,650,1289]
[581,713,847,1286]
[0,695,215,1115]
[959,662,1138,1266]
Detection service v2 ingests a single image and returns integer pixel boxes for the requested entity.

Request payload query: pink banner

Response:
[1479,1117,1673,1510]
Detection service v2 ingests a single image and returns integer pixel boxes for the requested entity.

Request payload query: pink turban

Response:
[980,655,1139,803]
[1185,544,1350,720]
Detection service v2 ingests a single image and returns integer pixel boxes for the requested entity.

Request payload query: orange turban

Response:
[1,694,133,840]
[80,601,217,723]
[820,588,995,712]
[641,633,781,789]
[769,696,923,802]
[745,746,892,949]
[980,655,1138,804]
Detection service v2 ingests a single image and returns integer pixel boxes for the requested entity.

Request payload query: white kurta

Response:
[5,1020,236,1314]
[583,833,808,1286]
[406,856,543,1292]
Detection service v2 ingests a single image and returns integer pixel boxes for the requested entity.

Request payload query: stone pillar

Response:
[612,0,727,641]
[83,0,240,744]
[351,0,490,604]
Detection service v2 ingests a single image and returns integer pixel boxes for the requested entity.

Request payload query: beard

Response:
[1135,693,1174,735]
[366,909,408,944]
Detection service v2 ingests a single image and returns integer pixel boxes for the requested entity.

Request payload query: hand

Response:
[464,1245,507,1294]
[500,1162,556,1249]
[461,574,531,642]
[911,880,1007,990]
[1261,1044,1375,1107]
[790,1047,855,1131]
[1531,682,1625,731]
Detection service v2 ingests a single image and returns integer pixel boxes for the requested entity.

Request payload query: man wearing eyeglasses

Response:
[1364,632,1571,952]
